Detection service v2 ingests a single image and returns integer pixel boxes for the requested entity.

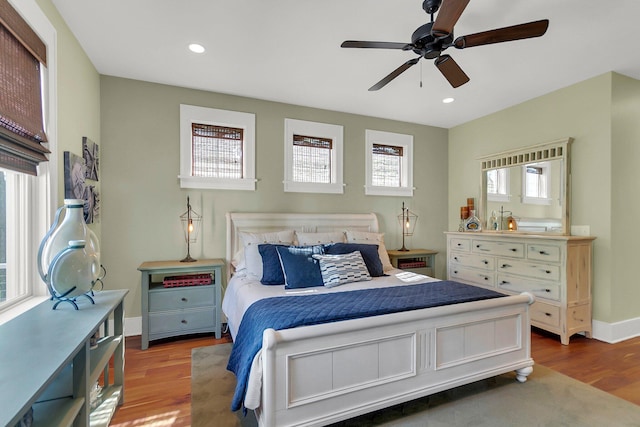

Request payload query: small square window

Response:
[365,130,413,197]
[487,168,510,202]
[284,119,343,194]
[179,105,256,190]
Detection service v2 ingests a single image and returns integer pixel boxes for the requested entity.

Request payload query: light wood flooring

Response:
[109,329,640,427]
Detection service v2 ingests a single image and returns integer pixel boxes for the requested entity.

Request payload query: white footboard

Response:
[256,292,534,427]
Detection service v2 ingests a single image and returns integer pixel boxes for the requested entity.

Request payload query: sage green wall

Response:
[611,73,640,322]
[449,72,637,324]
[36,0,101,239]
[99,76,449,318]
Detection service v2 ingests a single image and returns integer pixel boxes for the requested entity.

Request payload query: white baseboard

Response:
[592,317,640,343]
[103,316,142,337]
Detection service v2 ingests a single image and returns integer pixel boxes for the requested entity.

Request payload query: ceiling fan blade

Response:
[432,0,471,38]
[341,40,411,50]
[434,54,469,88]
[454,19,549,49]
[369,57,420,91]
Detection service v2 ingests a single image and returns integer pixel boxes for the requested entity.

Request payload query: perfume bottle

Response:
[465,210,481,232]
[489,210,499,230]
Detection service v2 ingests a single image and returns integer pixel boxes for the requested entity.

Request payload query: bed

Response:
[223,212,535,427]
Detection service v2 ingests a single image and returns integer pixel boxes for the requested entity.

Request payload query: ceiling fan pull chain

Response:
[420,61,423,88]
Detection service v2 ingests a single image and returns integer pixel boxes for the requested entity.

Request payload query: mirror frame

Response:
[478,137,573,235]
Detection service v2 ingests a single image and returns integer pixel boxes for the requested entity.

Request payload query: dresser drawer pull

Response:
[457,243,463,247]
[533,288,552,293]
[483,260,489,265]
[539,251,548,255]
[483,276,489,281]
[181,319,188,324]
[545,270,551,274]
[181,297,188,302]
[544,312,552,317]
[500,280,510,285]
[501,264,511,268]
[510,248,518,252]
[454,270,458,274]
[454,256,458,261]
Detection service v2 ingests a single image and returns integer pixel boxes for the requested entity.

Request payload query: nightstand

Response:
[387,249,438,277]
[138,259,224,350]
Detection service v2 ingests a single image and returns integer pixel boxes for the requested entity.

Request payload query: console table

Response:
[138,259,224,350]
[0,289,127,427]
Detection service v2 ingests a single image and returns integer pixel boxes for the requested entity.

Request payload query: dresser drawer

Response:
[497,258,561,281]
[149,285,215,312]
[497,274,560,301]
[527,243,562,262]
[530,301,561,328]
[472,240,525,258]
[450,253,494,271]
[450,266,495,287]
[449,238,471,252]
[149,307,216,334]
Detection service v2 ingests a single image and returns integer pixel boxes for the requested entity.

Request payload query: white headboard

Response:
[225,212,379,277]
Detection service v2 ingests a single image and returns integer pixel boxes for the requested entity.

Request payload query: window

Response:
[179,104,256,191]
[284,119,343,194]
[0,0,56,318]
[522,162,551,205]
[365,130,413,196]
[487,168,510,202]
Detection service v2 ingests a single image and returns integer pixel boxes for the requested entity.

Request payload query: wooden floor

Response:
[109,329,640,427]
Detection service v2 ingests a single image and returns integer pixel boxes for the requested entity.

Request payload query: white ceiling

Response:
[51,0,640,129]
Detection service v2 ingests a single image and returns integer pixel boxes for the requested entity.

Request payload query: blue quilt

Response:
[227,280,505,412]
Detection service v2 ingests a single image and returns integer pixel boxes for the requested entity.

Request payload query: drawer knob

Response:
[476,244,481,248]
[454,270,458,274]
[545,270,551,274]
[539,251,548,255]
[454,256,458,261]
[483,260,489,265]
[181,319,188,324]
[457,243,462,247]
[545,312,552,317]
[545,289,551,293]
[510,248,517,252]
[501,264,511,268]
[483,276,489,281]
[501,281,510,285]
[181,297,188,302]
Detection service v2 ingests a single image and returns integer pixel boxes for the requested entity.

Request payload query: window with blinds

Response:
[0,0,50,175]
[371,143,402,187]
[191,123,243,179]
[292,134,332,183]
[523,162,550,203]
[487,167,510,202]
[179,104,256,191]
[365,130,413,197]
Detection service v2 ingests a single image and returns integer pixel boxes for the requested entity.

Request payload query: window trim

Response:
[522,161,552,205]
[179,104,256,191]
[364,129,413,197]
[0,0,57,321]
[283,118,344,194]
[487,167,511,202]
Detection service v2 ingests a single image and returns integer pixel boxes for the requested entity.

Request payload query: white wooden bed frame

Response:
[226,212,535,427]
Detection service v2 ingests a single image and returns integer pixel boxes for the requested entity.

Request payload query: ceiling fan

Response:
[341,0,549,91]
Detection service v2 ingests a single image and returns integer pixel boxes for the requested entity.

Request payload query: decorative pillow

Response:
[313,252,371,288]
[258,244,287,285]
[345,230,393,272]
[295,231,346,246]
[239,230,295,278]
[324,243,384,277]
[276,245,325,289]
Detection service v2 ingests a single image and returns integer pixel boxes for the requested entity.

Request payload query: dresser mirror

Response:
[478,138,573,235]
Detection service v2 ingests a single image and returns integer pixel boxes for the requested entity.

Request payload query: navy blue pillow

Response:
[258,244,288,285]
[276,245,325,289]
[324,243,384,277]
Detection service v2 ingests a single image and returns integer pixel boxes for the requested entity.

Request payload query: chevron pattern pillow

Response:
[313,251,371,288]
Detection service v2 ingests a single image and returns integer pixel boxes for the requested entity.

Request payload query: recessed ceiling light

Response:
[442,97,455,104]
[188,43,205,54]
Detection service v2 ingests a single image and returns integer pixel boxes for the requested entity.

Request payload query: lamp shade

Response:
[180,196,202,262]
[397,202,417,251]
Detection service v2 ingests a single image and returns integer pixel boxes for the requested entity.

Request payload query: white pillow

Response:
[295,231,346,246]
[345,230,393,272]
[239,230,295,278]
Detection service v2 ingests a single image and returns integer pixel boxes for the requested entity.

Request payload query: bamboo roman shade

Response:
[0,0,49,175]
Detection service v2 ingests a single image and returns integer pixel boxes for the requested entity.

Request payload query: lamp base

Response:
[397,247,410,252]
[180,254,197,263]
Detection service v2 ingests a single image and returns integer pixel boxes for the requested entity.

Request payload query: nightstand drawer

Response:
[149,307,216,334]
[149,285,215,312]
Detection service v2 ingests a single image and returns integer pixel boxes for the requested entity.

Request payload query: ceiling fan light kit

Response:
[341,0,549,91]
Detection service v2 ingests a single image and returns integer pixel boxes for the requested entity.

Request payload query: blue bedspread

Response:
[227,280,505,412]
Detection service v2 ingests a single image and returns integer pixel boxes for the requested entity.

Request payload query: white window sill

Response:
[178,176,257,191]
[283,181,344,194]
[0,296,49,326]
[364,185,414,197]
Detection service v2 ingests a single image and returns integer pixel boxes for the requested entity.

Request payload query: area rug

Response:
[191,343,640,427]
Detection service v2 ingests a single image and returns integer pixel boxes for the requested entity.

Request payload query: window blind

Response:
[191,123,243,179]
[0,0,49,175]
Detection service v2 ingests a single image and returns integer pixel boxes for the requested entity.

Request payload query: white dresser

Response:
[446,232,595,345]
